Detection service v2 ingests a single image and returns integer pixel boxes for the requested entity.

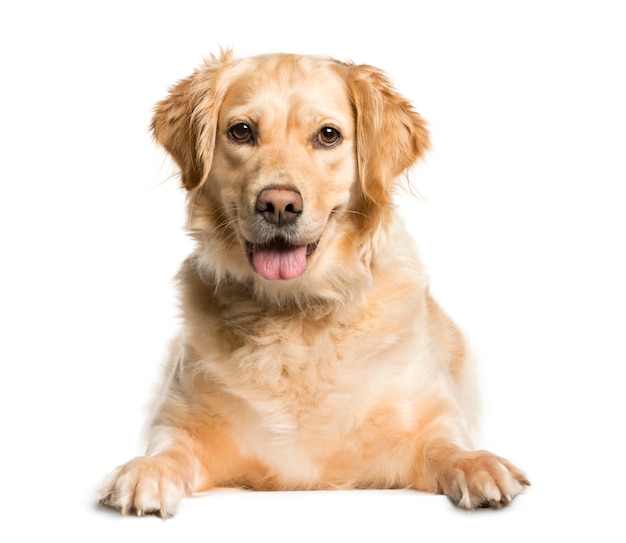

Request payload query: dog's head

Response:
[152,51,429,299]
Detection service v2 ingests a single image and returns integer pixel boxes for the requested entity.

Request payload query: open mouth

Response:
[246,238,319,281]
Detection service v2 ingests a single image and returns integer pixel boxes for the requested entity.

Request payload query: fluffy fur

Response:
[100,50,528,517]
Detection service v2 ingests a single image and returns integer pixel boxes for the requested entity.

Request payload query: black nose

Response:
[256,188,303,226]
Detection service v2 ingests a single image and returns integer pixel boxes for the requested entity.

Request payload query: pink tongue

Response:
[253,244,307,281]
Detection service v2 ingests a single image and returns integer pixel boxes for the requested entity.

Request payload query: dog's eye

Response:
[229,123,253,144]
[317,127,342,147]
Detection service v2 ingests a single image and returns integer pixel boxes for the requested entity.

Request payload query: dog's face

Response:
[210,56,357,281]
[152,52,429,294]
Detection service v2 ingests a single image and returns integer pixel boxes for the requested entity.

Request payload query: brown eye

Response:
[229,122,253,143]
[317,126,341,147]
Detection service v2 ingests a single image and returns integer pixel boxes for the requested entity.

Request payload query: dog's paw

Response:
[436,449,530,510]
[99,456,191,518]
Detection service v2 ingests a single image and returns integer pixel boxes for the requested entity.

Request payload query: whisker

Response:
[331,208,368,220]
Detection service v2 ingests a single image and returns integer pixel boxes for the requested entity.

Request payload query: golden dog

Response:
[100,50,529,517]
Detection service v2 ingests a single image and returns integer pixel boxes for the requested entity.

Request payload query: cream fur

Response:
[99,51,528,517]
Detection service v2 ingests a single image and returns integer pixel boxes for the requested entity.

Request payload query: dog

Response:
[99,50,529,517]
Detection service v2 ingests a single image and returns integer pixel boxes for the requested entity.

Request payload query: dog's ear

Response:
[151,51,235,191]
[344,64,430,206]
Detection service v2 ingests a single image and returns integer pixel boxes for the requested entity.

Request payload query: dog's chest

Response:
[207,316,425,487]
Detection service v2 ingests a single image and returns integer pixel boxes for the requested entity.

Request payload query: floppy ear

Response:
[345,64,430,206]
[151,51,235,191]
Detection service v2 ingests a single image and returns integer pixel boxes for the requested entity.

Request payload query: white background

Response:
[1,1,625,541]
